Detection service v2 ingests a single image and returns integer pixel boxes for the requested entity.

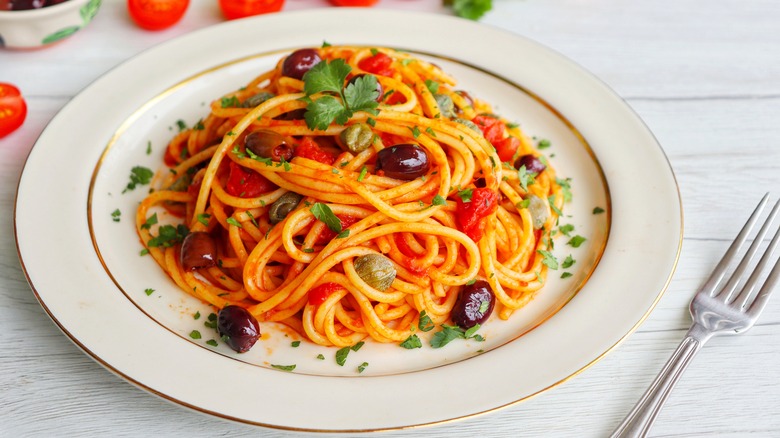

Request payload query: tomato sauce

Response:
[225,161,276,198]
[455,187,499,242]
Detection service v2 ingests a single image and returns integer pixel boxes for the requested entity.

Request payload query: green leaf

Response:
[517,165,536,192]
[463,323,481,339]
[432,194,447,206]
[561,272,573,279]
[568,235,587,248]
[206,339,218,347]
[357,166,368,182]
[418,311,435,332]
[147,224,189,248]
[430,325,466,348]
[400,334,422,349]
[220,96,240,108]
[140,213,158,230]
[424,79,440,94]
[226,217,242,228]
[310,203,342,233]
[196,213,211,226]
[111,209,121,223]
[42,26,81,45]
[593,206,605,215]
[291,341,301,347]
[558,224,574,237]
[304,96,346,131]
[562,254,576,269]
[344,74,380,114]
[451,0,492,20]
[358,362,369,373]
[335,347,351,366]
[351,341,365,352]
[144,288,155,296]
[537,138,552,149]
[189,330,202,340]
[271,364,296,372]
[303,58,352,96]
[537,250,559,270]
[457,188,473,203]
[123,166,154,193]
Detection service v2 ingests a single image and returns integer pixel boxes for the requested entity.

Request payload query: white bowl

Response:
[0,0,101,49]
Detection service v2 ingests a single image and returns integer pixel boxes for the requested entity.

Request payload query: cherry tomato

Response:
[329,0,379,6]
[471,115,506,145]
[494,136,521,163]
[0,83,27,139]
[455,188,499,242]
[316,215,359,244]
[225,161,277,197]
[358,52,395,77]
[128,0,189,31]
[218,0,284,19]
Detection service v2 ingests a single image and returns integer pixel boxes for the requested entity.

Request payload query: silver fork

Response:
[612,194,780,437]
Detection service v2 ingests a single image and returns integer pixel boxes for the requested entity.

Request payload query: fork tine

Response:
[699,193,770,296]
[735,201,780,308]
[718,198,780,303]
[746,227,780,316]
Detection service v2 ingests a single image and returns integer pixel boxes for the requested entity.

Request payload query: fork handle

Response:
[611,324,714,438]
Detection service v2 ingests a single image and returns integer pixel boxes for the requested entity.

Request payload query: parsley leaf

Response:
[568,235,587,248]
[432,194,447,206]
[122,166,154,193]
[400,334,422,349]
[140,213,158,230]
[147,224,189,248]
[111,209,121,222]
[517,165,535,192]
[418,311,435,332]
[271,364,296,372]
[537,250,559,270]
[457,188,473,203]
[335,347,351,366]
[310,203,342,233]
[430,324,465,348]
[304,96,346,131]
[562,254,576,269]
[424,79,440,94]
[358,362,369,373]
[593,206,605,214]
[343,74,381,113]
[304,59,351,95]
[302,59,379,131]
[447,0,492,20]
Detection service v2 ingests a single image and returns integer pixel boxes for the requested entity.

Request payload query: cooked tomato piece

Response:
[225,161,276,197]
[472,115,506,145]
[218,0,284,19]
[295,137,336,165]
[494,136,521,163]
[127,0,189,31]
[0,83,26,138]
[358,52,395,77]
[316,215,359,244]
[455,188,499,242]
[308,282,344,305]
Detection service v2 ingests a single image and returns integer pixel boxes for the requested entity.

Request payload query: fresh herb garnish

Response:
[176,119,187,132]
[310,202,342,233]
[432,194,447,206]
[291,341,301,348]
[301,59,379,130]
[220,96,240,108]
[562,254,576,269]
[537,138,551,149]
[111,209,121,222]
[226,217,242,228]
[351,341,365,352]
[122,166,154,193]
[335,346,351,366]
[457,188,473,203]
[445,0,492,20]
[418,310,435,332]
[140,213,158,230]
[358,362,369,373]
[147,224,189,248]
[517,165,535,192]
[144,288,155,296]
[424,79,440,94]
[206,339,218,347]
[537,250,559,270]
[561,272,573,279]
[196,213,211,226]
[593,206,605,214]
[189,330,202,339]
[400,334,422,349]
[568,235,587,248]
[357,166,368,182]
[271,364,296,372]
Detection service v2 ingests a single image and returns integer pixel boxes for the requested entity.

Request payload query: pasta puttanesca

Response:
[136,46,565,349]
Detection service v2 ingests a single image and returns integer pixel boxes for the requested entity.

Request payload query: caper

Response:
[242,91,275,108]
[526,194,549,230]
[434,93,455,118]
[268,191,304,224]
[340,123,374,154]
[353,254,396,291]
[453,118,482,134]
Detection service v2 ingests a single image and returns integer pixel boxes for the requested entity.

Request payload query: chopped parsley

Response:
[561,272,574,279]
[430,324,483,348]
[568,235,587,248]
[176,119,187,132]
[193,311,201,320]
[271,364,296,372]
[147,224,189,248]
[400,334,422,349]
[562,254,576,269]
[418,310,434,332]
[351,341,365,352]
[357,166,368,182]
[140,213,158,230]
[122,166,154,193]
[196,213,211,226]
[206,339,218,347]
[226,217,242,228]
[189,330,202,339]
[408,125,421,138]
[537,250,559,270]
[144,288,155,296]
[558,224,575,237]
[111,209,121,222]
[447,0,492,20]
[335,347,351,366]
[357,362,369,373]
[291,341,301,348]
[517,165,535,192]
[537,138,551,149]
[593,206,605,215]
[457,188,473,203]
[424,79,440,94]
[145,141,152,155]
[220,96,240,108]
[316,354,325,360]
[432,194,447,206]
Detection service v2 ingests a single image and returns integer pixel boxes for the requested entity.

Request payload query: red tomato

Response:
[358,52,395,77]
[317,215,359,244]
[225,161,277,198]
[295,137,336,165]
[471,115,506,145]
[494,136,521,163]
[329,0,378,6]
[128,0,189,31]
[219,0,284,19]
[455,188,499,242]
[0,83,26,139]
[308,283,344,305]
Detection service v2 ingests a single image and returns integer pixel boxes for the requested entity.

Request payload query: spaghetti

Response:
[136,46,566,350]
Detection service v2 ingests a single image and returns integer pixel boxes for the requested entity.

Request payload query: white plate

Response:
[15,9,682,432]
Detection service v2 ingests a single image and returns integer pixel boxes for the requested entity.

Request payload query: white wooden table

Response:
[3,0,780,436]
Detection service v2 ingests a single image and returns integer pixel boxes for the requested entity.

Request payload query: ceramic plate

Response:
[15,9,682,432]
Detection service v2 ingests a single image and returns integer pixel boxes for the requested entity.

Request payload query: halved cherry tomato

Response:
[494,136,521,163]
[218,0,284,19]
[472,115,506,145]
[308,282,344,305]
[225,161,277,198]
[455,187,499,242]
[0,83,27,139]
[358,52,395,77]
[128,0,189,31]
[316,215,359,244]
[329,0,379,6]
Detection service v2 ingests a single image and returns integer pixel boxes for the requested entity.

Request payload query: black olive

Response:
[244,130,293,162]
[282,49,321,80]
[217,306,261,353]
[348,74,383,102]
[375,144,430,180]
[180,232,217,271]
[514,154,546,174]
[451,280,496,329]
